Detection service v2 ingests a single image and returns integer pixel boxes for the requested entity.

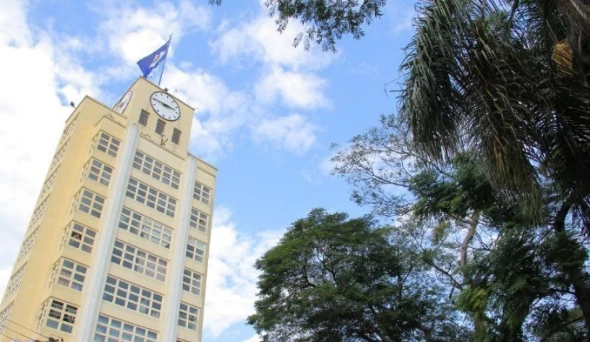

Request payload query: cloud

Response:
[243,335,261,342]
[0,0,91,296]
[210,15,334,71]
[253,114,318,154]
[94,0,212,80]
[205,207,283,338]
[255,66,330,109]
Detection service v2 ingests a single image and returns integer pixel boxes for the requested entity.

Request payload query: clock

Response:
[113,90,132,114]
[150,91,180,121]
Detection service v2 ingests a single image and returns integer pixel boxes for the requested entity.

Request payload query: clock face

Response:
[113,90,132,114]
[150,92,180,121]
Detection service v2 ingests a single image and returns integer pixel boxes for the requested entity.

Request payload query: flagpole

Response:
[158,34,172,87]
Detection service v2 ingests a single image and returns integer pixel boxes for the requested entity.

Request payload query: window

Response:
[186,238,206,263]
[50,139,69,171]
[39,299,77,334]
[172,128,181,144]
[132,151,181,189]
[61,222,96,253]
[74,189,105,218]
[182,269,202,296]
[83,159,113,186]
[3,265,26,299]
[15,229,38,264]
[30,198,49,227]
[155,119,165,134]
[0,303,13,333]
[126,178,176,217]
[93,131,120,158]
[193,182,211,205]
[111,240,167,281]
[119,207,172,248]
[139,110,149,126]
[94,314,157,342]
[58,118,77,147]
[49,258,87,292]
[40,167,60,199]
[103,276,163,318]
[178,302,198,331]
[190,208,209,233]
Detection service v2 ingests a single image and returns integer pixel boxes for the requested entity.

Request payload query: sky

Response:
[0,0,416,341]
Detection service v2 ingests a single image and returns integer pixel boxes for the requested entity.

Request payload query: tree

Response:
[331,117,590,339]
[247,209,470,341]
[209,0,387,52]
[400,0,590,222]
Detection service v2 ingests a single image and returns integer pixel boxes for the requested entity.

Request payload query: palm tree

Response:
[399,0,590,334]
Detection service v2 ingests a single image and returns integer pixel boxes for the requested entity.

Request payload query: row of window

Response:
[139,110,182,145]
[58,118,77,147]
[30,198,49,227]
[103,275,163,318]
[3,264,26,300]
[50,139,69,171]
[40,167,60,199]
[133,150,181,189]
[126,178,177,217]
[111,240,168,282]
[119,207,172,248]
[38,297,199,337]
[92,132,120,158]
[83,159,113,187]
[15,229,38,265]
[50,258,87,292]
[0,303,13,333]
[61,222,96,253]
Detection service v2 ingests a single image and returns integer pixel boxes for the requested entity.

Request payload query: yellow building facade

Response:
[0,77,216,342]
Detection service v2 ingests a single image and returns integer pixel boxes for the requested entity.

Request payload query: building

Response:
[0,77,216,342]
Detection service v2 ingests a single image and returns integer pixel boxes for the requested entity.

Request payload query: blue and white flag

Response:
[137,39,170,85]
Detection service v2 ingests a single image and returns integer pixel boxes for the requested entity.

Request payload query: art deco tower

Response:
[0,77,216,342]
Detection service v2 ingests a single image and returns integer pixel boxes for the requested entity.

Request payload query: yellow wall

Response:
[0,78,216,342]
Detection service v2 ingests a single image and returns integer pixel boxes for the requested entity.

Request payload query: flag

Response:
[137,39,170,85]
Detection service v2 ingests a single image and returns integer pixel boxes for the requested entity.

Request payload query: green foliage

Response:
[248,209,468,341]
[209,0,387,52]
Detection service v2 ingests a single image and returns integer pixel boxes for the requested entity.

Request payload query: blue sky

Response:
[0,0,416,341]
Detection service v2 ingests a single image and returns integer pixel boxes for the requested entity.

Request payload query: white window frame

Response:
[190,208,209,233]
[111,240,167,282]
[103,275,163,318]
[60,222,96,253]
[94,314,158,342]
[15,229,39,264]
[182,268,202,296]
[186,237,206,263]
[40,167,60,199]
[74,189,105,218]
[83,158,113,186]
[132,151,181,189]
[0,303,13,333]
[50,139,69,171]
[193,181,211,205]
[126,178,176,217]
[39,299,77,334]
[178,302,199,331]
[118,207,172,248]
[3,264,26,299]
[93,131,120,158]
[49,258,87,292]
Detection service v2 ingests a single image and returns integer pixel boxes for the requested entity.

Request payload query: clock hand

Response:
[154,99,174,110]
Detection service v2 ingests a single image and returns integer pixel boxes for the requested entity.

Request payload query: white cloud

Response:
[243,335,261,342]
[210,15,334,71]
[0,0,92,296]
[255,66,330,109]
[205,207,283,338]
[253,114,318,154]
[94,0,212,80]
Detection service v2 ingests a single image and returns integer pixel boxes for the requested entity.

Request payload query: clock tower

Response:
[0,77,216,342]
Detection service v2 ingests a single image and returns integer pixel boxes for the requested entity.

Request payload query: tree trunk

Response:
[553,200,590,339]
[460,211,479,267]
